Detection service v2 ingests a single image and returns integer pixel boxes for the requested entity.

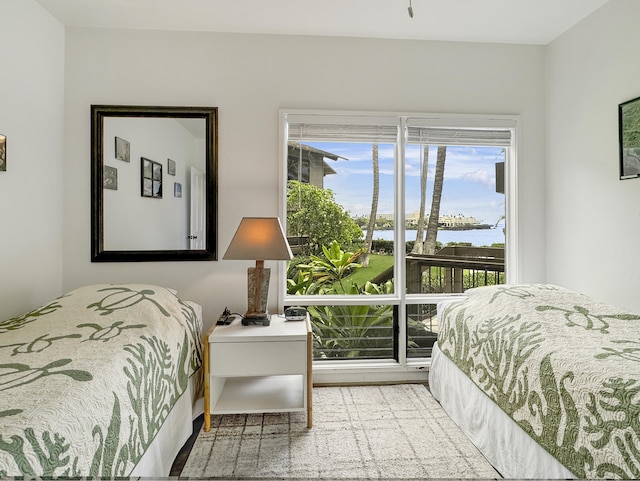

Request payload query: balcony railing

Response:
[302,246,505,360]
[405,247,504,357]
[370,245,505,294]
[406,246,505,294]
[378,246,505,358]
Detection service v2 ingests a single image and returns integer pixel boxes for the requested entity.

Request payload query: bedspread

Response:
[437,283,640,479]
[0,284,202,477]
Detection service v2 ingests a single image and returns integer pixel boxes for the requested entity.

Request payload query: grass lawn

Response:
[332,254,394,292]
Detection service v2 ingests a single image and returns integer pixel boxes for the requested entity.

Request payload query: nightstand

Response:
[203,313,312,431]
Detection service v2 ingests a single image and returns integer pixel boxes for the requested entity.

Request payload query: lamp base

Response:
[242,312,270,326]
[247,266,270,316]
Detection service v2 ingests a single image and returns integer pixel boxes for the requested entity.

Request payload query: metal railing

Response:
[303,305,397,361]
[406,303,439,358]
[372,246,505,294]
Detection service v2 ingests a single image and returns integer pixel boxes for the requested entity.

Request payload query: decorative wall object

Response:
[174,182,182,197]
[141,157,162,198]
[0,134,6,172]
[619,95,640,179]
[91,104,218,262]
[104,165,118,190]
[115,136,130,162]
[168,158,176,175]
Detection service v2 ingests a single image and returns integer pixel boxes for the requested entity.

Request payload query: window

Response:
[280,110,518,380]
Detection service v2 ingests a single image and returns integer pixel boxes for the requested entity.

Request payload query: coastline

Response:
[366,226,506,247]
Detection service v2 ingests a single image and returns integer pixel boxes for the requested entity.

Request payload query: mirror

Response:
[91,105,218,261]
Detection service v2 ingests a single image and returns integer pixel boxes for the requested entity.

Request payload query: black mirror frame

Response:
[91,105,218,262]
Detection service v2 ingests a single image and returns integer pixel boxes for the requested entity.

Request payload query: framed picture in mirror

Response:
[619,95,640,179]
[0,134,6,172]
[115,136,130,162]
[141,157,162,198]
[104,165,118,190]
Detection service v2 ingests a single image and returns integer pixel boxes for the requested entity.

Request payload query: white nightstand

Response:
[203,314,312,431]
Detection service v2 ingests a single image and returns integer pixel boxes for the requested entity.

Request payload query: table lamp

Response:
[223,217,293,325]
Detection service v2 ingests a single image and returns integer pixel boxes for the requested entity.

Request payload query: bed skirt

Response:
[132,301,204,477]
[132,377,194,476]
[429,343,574,479]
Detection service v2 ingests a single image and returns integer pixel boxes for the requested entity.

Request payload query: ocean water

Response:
[367,227,505,247]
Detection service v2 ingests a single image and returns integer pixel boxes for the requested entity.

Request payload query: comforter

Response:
[437,283,640,479]
[0,284,202,477]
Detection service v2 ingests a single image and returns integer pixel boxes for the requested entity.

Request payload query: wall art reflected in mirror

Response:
[91,105,218,261]
[0,134,6,172]
[619,95,640,179]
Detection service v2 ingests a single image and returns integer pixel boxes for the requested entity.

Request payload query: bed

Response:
[429,283,640,479]
[0,283,203,477]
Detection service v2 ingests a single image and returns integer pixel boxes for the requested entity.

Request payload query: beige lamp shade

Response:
[223,217,293,261]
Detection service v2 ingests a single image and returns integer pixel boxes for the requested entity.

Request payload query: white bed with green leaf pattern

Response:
[429,283,640,479]
[0,284,203,477]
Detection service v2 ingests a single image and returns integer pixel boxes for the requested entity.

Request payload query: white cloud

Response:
[463,169,495,188]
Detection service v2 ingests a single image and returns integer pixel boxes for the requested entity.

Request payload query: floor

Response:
[170,414,204,476]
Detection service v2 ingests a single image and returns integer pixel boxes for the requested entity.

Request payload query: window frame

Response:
[278,109,520,383]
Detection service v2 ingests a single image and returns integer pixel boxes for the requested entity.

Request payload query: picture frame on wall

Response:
[619,95,640,179]
[174,182,182,197]
[168,158,176,176]
[104,165,118,190]
[115,136,130,163]
[0,134,5,172]
[141,157,162,198]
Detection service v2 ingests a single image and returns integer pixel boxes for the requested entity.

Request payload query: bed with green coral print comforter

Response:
[429,283,640,479]
[0,284,202,477]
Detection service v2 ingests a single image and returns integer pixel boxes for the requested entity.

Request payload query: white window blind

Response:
[406,126,512,147]
[286,114,512,147]
[286,114,399,143]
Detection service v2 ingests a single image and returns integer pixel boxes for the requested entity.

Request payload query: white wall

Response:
[62,29,547,330]
[0,0,65,319]
[546,0,640,313]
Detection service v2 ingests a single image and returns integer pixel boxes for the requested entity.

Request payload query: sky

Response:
[306,141,506,228]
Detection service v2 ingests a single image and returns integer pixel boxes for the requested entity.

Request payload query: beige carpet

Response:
[182,384,500,479]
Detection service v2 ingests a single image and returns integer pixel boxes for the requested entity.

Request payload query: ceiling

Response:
[35,0,611,45]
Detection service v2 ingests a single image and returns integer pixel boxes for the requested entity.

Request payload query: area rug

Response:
[181,384,500,479]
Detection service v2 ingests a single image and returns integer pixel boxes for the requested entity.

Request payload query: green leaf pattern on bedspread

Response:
[438,284,640,479]
[0,299,65,334]
[0,284,202,477]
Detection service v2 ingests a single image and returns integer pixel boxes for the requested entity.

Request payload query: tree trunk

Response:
[412,144,429,254]
[362,144,379,267]
[424,146,446,255]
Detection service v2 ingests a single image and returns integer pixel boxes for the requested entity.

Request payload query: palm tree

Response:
[424,146,447,255]
[412,144,429,254]
[361,144,379,267]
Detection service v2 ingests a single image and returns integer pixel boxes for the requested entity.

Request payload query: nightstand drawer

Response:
[211,340,306,376]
